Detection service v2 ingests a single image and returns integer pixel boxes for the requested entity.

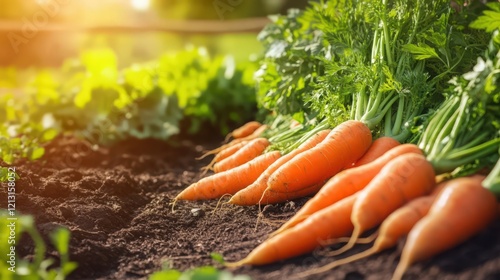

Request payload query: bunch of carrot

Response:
[171,1,500,278]
[173,117,499,279]
[174,119,393,205]
[222,147,498,280]
[172,81,499,279]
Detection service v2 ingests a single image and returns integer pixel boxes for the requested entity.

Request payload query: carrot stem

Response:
[483,157,500,197]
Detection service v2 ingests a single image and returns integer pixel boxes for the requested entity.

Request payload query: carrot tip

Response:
[391,260,409,280]
[212,194,232,215]
[224,133,233,143]
[325,228,359,257]
[196,147,224,160]
[295,246,380,279]
[199,165,213,177]
[170,199,178,213]
[224,259,248,268]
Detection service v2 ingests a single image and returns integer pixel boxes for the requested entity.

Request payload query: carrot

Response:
[331,153,436,256]
[213,140,250,162]
[392,176,498,280]
[361,195,435,250]
[197,125,268,160]
[256,182,324,205]
[213,137,270,173]
[235,124,268,142]
[294,177,485,279]
[340,176,485,260]
[351,136,400,168]
[297,176,471,278]
[294,195,435,278]
[200,140,250,175]
[224,121,262,142]
[226,194,358,267]
[272,143,423,236]
[174,151,281,201]
[228,129,331,206]
[267,120,372,193]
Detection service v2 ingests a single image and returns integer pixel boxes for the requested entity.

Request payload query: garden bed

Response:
[12,135,500,280]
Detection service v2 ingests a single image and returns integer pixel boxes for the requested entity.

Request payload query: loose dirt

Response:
[4,135,500,280]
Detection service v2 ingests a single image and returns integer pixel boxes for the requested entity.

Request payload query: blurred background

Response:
[0,0,313,162]
[0,0,309,67]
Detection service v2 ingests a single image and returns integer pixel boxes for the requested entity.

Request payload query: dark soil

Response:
[2,135,500,280]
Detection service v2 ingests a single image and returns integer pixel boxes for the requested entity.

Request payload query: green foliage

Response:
[0,47,257,163]
[0,212,77,280]
[148,252,251,280]
[418,33,500,175]
[483,152,500,197]
[255,0,491,143]
[184,55,258,135]
[0,168,19,182]
[208,252,226,265]
[0,120,58,165]
[255,8,328,121]
[469,2,500,32]
[148,266,251,280]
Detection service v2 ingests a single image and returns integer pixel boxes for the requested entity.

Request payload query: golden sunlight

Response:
[130,0,150,11]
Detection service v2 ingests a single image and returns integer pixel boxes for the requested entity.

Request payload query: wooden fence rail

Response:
[0,17,271,34]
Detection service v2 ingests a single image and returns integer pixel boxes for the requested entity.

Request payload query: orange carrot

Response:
[174,151,281,201]
[273,143,423,235]
[332,153,436,256]
[256,182,324,205]
[213,137,270,173]
[197,125,268,160]
[363,195,435,249]
[224,121,262,142]
[267,120,372,193]
[392,176,498,280]
[294,195,435,278]
[234,124,268,143]
[200,140,250,174]
[351,136,400,168]
[293,180,459,279]
[226,194,358,267]
[228,129,331,206]
[294,175,488,278]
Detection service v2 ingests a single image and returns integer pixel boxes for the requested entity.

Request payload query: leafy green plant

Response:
[0,211,77,280]
[148,252,251,280]
[0,168,19,182]
[0,86,60,165]
[148,266,251,280]
[255,8,327,122]
[417,43,500,175]
[183,55,258,135]
[416,4,500,177]
[0,46,258,162]
[254,0,492,146]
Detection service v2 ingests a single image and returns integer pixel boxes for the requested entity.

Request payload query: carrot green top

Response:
[418,34,500,177]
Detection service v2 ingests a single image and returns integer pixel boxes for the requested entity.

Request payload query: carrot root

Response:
[391,176,498,280]
[273,143,424,236]
[294,246,380,279]
[325,227,361,257]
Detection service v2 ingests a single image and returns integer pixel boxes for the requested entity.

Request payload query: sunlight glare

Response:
[131,0,150,11]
